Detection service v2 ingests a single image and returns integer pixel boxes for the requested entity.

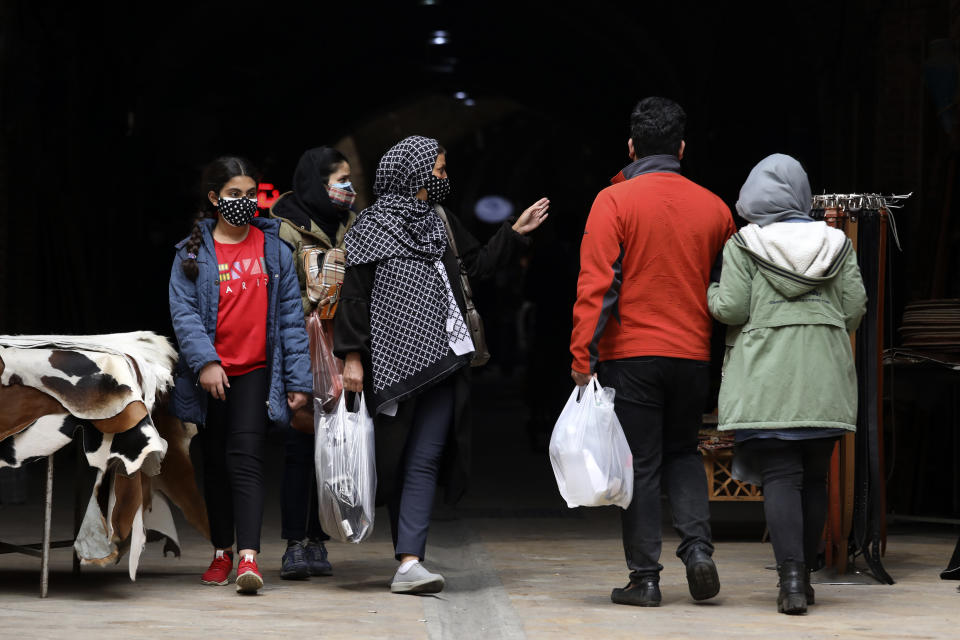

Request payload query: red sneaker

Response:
[201,549,233,585]
[236,553,264,594]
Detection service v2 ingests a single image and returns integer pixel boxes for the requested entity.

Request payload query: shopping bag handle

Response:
[344,391,363,414]
[575,377,600,403]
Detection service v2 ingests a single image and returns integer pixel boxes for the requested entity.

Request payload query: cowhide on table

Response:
[0,332,207,580]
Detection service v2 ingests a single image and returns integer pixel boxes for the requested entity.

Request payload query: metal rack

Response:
[810,192,910,585]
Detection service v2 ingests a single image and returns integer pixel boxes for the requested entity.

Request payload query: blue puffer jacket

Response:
[168,217,312,426]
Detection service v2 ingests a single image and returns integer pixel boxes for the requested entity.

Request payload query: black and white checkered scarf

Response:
[344,136,472,397]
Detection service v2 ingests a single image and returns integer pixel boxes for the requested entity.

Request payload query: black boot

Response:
[684,547,721,601]
[777,561,808,615]
[611,575,661,607]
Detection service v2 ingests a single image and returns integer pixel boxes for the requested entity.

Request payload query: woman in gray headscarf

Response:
[708,154,867,614]
[334,135,549,594]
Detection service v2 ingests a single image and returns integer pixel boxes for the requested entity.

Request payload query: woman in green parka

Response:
[708,154,867,615]
[269,147,357,580]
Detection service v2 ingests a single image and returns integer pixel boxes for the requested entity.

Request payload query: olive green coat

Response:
[707,231,867,432]
[269,192,356,316]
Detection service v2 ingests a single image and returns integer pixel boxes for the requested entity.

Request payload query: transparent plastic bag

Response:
[548,379,634,509]
[306,311,344,412]
[314,392,376,543]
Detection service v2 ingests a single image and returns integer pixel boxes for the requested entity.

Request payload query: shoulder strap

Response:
[434,204,475,300]
[433,204,460,258]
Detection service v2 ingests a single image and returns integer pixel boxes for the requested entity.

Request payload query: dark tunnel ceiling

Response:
[69,0,861,211]
[0,0,932,336]
[108,1,853,142]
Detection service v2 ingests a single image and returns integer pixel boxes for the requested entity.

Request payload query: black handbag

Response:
[434,205,491,367]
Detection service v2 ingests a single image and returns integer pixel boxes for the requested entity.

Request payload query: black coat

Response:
[334,208,530,504]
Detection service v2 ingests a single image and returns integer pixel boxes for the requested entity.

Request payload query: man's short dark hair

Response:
[630,97,686,158]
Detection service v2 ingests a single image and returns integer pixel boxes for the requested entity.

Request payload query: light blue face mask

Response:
[330,181,354,192]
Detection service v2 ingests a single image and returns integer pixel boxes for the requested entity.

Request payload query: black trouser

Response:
[199,368,268,552]
[281,428,328,542]
[742,438,835,566]
[598,356,714,580]
[378,377,455,561]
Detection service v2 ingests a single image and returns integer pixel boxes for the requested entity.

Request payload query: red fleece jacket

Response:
[570,168,735,373]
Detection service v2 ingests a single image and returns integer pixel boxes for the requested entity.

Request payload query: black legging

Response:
[199,368,269,552]
[281,428,328,542]
[743,438,836,566]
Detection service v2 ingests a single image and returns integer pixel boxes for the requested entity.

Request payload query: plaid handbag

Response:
[303,246,347,320]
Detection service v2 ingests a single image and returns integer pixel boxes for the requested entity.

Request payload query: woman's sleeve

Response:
[707,240,753,326]
[277,223,315,316]
[333,262,376,359]
[168,254,219,374]
[277,242,313,393]
[840,245,868,333]
[446,209,531,282]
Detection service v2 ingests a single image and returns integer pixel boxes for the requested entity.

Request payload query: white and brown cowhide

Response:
[150,408,209,541]
[0,331,176,417]
[0,332,181,580]
[74,405,210,580]
[0,412,166,476]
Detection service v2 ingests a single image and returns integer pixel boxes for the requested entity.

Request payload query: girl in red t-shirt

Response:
[169,156,312,595]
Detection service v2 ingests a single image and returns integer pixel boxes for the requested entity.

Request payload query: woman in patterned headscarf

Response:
[335,135,549,594]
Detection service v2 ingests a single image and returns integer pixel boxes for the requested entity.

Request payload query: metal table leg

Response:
[73,435,84,575]
[40,454,53,598]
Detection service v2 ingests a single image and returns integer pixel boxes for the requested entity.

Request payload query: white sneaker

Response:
[390,562,445,594]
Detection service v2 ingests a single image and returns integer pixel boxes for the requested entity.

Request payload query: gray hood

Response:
[736,154,813,226]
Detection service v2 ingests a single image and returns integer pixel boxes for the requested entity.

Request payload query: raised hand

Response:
[512,197,550,235]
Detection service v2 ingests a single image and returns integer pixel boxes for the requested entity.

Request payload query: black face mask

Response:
[218,197,258,227]
[424,174,451,204]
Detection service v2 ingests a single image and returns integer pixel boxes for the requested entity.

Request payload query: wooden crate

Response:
[700,446,763,502]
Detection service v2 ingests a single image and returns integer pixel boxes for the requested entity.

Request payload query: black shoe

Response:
[777,560,808,615]
[685,547,721,601]
[611,576,661,607]
[280,541,310,580]
[805,569,816,605]
[305,540,332,576]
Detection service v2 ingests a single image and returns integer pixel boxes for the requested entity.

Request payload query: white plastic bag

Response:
[314,392,377,543]
[548,379,634,509]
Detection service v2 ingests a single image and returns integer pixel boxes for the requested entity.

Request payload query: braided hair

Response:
[181,156,258,281]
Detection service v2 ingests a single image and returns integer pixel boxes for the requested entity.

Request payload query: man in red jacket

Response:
[570,97,736,607]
